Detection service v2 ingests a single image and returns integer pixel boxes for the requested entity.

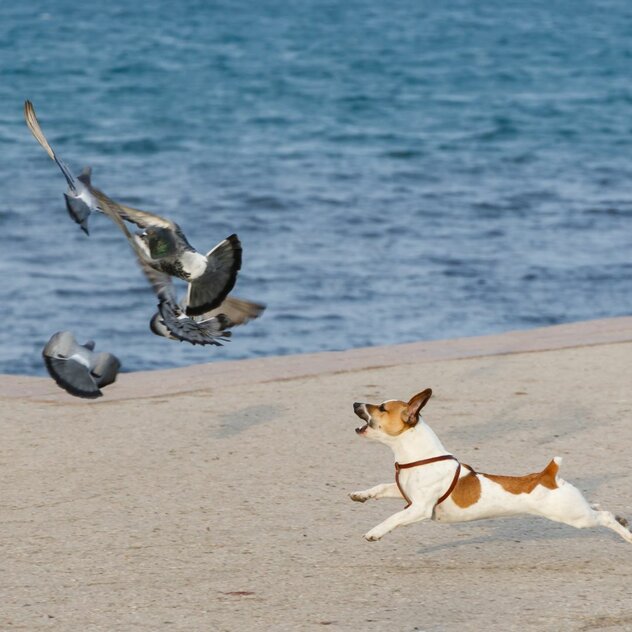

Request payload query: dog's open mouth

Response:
[353,404,370,434]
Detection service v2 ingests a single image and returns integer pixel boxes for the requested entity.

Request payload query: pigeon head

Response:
[141,227,177,259]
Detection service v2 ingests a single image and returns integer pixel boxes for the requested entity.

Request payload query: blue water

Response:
[1,1,631,375]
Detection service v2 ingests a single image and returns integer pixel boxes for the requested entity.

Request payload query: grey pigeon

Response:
[42,332,121,399]
[24,100,98,235]
[25,100,242,317]
[150,296,266,342]
[94,194,243,317]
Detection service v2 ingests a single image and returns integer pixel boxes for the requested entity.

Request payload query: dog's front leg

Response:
[350,483,402,503]
[364,503,433,541]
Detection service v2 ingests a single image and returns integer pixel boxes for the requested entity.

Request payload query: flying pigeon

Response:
[92,189,240,345]
[24,100,243,317]
[94,194,243,316]
[42,332,121,399]
[24,100,98,234]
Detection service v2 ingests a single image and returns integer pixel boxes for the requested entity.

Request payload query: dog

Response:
[350,388,632,544]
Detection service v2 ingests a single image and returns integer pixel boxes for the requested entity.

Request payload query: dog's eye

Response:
[379,404,386,412]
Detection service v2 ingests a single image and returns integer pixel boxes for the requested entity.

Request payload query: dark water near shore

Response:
[1,1,631,375]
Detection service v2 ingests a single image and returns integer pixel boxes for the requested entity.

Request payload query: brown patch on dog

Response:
[451,470,482,508]
[483,458,559,494]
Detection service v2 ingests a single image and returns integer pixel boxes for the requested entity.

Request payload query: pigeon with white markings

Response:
[96,196,243,317]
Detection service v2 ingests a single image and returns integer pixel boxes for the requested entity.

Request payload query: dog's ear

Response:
[403,388,433,426]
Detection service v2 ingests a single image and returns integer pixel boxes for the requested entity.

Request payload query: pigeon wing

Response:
[90,352,121,388]
[90,187,174,230]
[156,299,232,346]
[24,100,77,192]
[149,297,259,341]
[193,296,266,327]
[185,234,242,316]
[86,186,157,261]
[43,356,102,398]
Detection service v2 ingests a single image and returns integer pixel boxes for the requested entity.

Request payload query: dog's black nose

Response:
[353,402,362,411]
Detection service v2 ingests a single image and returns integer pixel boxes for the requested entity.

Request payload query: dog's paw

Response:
[364,529,382,542]
[350,492,369,503]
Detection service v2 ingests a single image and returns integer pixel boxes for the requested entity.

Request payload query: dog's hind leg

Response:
[534,483,632,543]
[554,508,632,543]
[593,510,632,543]
[562,507,632,543]
[350,483,402,503]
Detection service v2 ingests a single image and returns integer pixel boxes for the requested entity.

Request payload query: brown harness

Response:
[395,454,462,509]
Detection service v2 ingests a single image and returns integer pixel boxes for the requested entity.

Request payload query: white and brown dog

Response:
[351,388,632,544]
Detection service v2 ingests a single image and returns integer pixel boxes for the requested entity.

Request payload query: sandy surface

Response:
[1,318,632,631]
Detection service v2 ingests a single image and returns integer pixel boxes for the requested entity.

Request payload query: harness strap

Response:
[394,454,462,509]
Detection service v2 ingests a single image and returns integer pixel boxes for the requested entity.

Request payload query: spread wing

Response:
[24,100,77,192]
[196,296,265,326]
[156,298,233,346]
[148,296,262,341]
[185,234,242,316]
[90,187,174,230]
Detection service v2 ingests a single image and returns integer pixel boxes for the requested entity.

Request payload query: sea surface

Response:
[1,1,631,376]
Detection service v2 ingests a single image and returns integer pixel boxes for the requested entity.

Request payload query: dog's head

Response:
[353,388,432,443]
